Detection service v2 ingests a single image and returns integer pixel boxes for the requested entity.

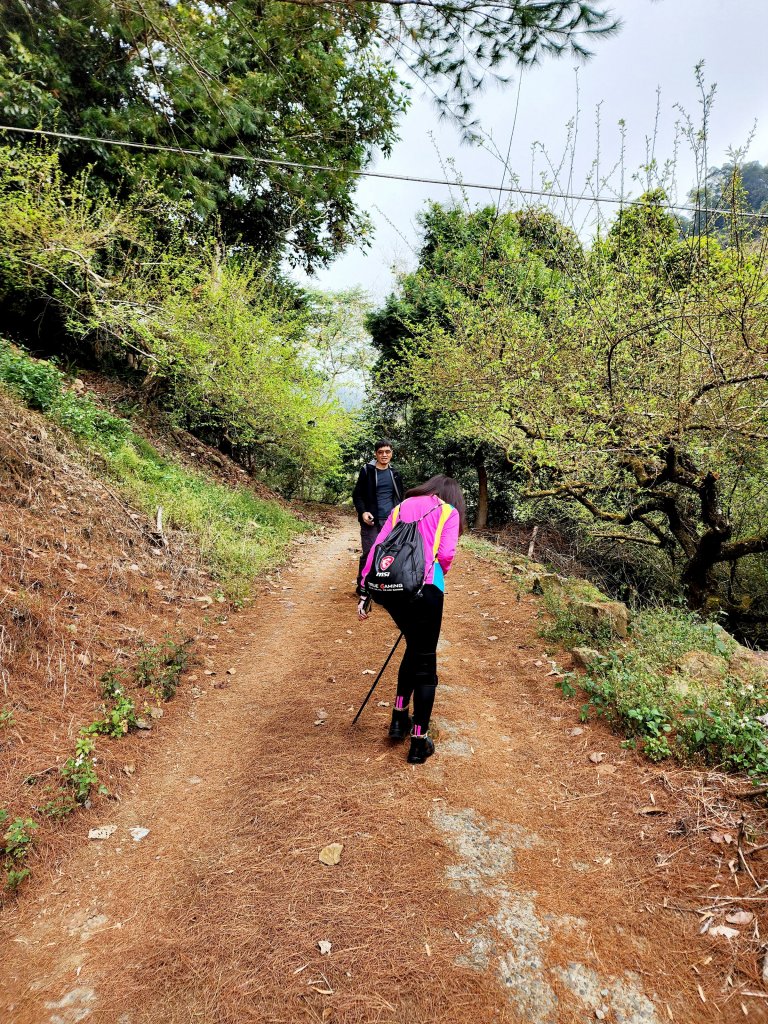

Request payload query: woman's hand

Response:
[357,597,371,620]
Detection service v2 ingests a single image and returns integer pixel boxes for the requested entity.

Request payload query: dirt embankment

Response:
[0,388,313,878]
[2,517,768,1022]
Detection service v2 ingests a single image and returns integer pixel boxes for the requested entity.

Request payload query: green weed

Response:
[555,675,577,699]
[1,812,38,890]
[135,638,192,702]
[38,789,78,820]
[539,589,616,648]
[0,342,130,446]
[60,735,104,803]
[5,868,30,890]
[559,608,768,777]
[84,668,138,737]
[3,816,37,860]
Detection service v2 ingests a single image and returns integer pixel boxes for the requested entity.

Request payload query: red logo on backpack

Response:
[380,555,395,570]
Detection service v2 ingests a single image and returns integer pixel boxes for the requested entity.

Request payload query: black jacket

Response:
[352,460,403,525]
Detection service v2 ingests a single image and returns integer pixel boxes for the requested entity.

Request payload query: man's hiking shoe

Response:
[388,708,412,741]
[407,733,435,764]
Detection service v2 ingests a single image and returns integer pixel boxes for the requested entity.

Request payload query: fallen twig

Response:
[300,996,325,1024]
[734,786,768,801]
[22,765,58,783]
[737,814,761,889]
[661,902,702,916]
[695,892,768,912]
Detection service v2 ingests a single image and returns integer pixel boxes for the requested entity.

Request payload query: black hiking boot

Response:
[406,732,435,765]
[388,708,412,741]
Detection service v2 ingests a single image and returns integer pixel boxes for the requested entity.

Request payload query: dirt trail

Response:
[0,524,753,1023]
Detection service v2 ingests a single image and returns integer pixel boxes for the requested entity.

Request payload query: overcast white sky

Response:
[293,0,767,300]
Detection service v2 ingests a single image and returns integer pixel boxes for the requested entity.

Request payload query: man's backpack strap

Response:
[432,502,454,559]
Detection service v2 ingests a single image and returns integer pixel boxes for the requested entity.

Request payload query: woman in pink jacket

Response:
[358,475,466,764]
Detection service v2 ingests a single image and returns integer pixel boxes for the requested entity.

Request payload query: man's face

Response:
[375,446,393,466]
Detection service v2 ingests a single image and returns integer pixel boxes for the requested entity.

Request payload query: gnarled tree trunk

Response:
[474,455,488,530]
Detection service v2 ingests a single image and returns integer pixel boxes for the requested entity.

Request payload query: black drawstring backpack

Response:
[364,500,453,602]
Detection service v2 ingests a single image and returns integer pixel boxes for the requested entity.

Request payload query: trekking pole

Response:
[351,632,403,726]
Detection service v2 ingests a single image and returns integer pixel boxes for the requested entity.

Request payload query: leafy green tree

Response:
[0,0,404,267]
[365,203,571,524]
[381,196,768,625]
[303,288,375,406]
[688,161,768,236]
[0,143,349,493]
[0,1,619,264]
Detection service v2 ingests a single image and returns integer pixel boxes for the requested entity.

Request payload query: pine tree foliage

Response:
[382,1,619,120]
[0,0,405,267]
[279,1,620,128]
[0,1,619,260]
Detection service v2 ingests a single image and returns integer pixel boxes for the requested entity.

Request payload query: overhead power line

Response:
[2,123,767,221]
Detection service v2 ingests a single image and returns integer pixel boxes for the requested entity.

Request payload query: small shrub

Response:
[1,813,38,890]
[643,736,673,762]
[625,704,673,740]
[3,816,37,861]
[555,675,577,699]
[0,709,14,728]
[676,700,768,777]
[60,735,102,803]
[539,590,615,649]
[38,789,78,820]
[85,668,137,737]
[0,345,62,411]
[557,605,768,778]
[5,868,30,890]
[135,638,192,701]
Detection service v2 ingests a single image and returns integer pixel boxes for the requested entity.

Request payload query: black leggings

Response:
[380,584,444,732]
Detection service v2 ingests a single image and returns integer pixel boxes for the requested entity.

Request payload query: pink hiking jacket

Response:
[361,494,460,590]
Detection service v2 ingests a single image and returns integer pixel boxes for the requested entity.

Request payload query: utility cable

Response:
[2,123,767,221]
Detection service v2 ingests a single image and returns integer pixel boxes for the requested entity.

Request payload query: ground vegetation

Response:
[0,341,308,597]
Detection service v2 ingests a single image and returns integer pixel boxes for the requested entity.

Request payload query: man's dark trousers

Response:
[358,521,381,591]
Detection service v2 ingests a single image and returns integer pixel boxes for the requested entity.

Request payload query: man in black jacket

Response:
[352,440,403,594]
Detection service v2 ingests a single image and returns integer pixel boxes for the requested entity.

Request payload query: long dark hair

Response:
[405,475,468,535]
